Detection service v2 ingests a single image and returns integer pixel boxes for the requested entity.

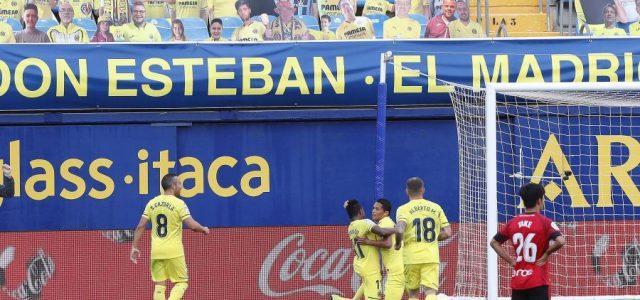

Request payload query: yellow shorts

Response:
[383,272,405,300]
[404,263,438,291]
[358,272,382,299]
[150,256,189,283]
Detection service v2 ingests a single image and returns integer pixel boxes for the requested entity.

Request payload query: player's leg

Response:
[511,288,526,300]
[150,259,168,300]
[167,256,189,300]
[383,271,405,300]
[329,283,364,300]
[403,264,421,300]
[522,285,549,300]
[420,263,439,300]
[359,273,382,300]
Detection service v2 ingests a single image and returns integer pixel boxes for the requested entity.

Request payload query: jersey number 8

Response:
[157,214,168,238]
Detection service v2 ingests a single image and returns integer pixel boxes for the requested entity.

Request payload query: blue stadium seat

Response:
[73,18,97,32]
[180,17,207,30]
[366,14,388,38]
[146,18,172,41]
[297,15,319,31]
[219,16,242,40]
[146,18,171,29]
[220,16,243,28]
[328,16,343,32]
[36,18,58,32]
[250,14,276,24]
[4,18,22,32]
[409,13,427,37]
[186,27,210,41]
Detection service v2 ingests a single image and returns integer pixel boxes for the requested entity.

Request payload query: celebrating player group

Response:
[336,179,565,300]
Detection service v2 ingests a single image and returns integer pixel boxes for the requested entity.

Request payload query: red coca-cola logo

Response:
[259,233,357,297]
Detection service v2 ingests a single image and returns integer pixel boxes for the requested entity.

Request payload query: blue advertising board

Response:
[0,38,639,110]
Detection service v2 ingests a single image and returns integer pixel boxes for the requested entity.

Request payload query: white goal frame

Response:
[484,82,640,300]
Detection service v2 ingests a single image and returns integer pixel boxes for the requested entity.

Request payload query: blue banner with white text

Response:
[1,38,640,110]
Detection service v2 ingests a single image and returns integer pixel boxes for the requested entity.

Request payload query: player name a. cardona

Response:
[150,201,176,211]
[409,205,437,214]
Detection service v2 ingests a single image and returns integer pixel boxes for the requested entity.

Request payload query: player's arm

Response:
[536,230,566,266]
[490,234,516,267]
[183,217,210,235]
[394,220,406,250]
[356,236,392,249]
[371,225,395,237]
[438,225,451,241]
[130,216,149,264]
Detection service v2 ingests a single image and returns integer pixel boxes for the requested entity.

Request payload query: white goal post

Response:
[452,82,640,300]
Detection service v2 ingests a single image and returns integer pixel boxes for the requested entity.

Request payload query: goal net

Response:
[450,82,640,299]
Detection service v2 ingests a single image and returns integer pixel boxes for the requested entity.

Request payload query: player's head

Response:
[132,2,146,25]
[602,3,617,27]
[394,0,411,17]
[456,0,469,22]
[23,3,38,29]
[161,173,183,196]
[519,182,545,210]
[443,0,456,19]
[320,14,331,30]
[344,199,364,221]
[339,0,355,21]
[58,1,74,25]
[210,18,223,39]
[406,177,425,199]
[236,0,252,21]
[372,198,391,222]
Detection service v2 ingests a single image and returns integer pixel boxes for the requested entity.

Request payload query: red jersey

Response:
[494,212,562,290]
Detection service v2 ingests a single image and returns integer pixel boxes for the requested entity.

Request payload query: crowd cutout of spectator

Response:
[14,0,640,43]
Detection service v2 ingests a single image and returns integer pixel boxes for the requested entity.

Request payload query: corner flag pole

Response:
[375,51,391,200]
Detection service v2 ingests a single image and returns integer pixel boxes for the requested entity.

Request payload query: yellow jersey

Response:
[630,22,640,35]
[383,16,421,39]
[69,0,95,19]
[378,216,403,274]
[317,0,356,17]
[173,0,207,19]
[308,29,336,40]
[336,17,375,40]
[209,36,228,41]
[0,0,24,21]
[34,0,55,20]
[143,195,192,259]
[231,21,265,41]
[0,22,16,43]
[144,0,168,18]
[448,19,484,38]
[348,219,381,277]
[409,0,427,15]
[208,0,236,18]
[396,199,449,264]
[592,27,627,36]
[362,0,393,16]
[47,23,90,43]
[121,22,162,42]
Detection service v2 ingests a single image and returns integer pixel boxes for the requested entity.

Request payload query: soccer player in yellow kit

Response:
[335,0,375,39]
[131,174,209,300]
[354,199,405,300]
[332,199,396,300]
[395,177,451,300]
[383,0,421,39]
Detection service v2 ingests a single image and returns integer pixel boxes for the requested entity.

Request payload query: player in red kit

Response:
[490,182,567,300]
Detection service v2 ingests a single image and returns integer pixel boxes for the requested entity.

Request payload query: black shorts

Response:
[511,285,549,300]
